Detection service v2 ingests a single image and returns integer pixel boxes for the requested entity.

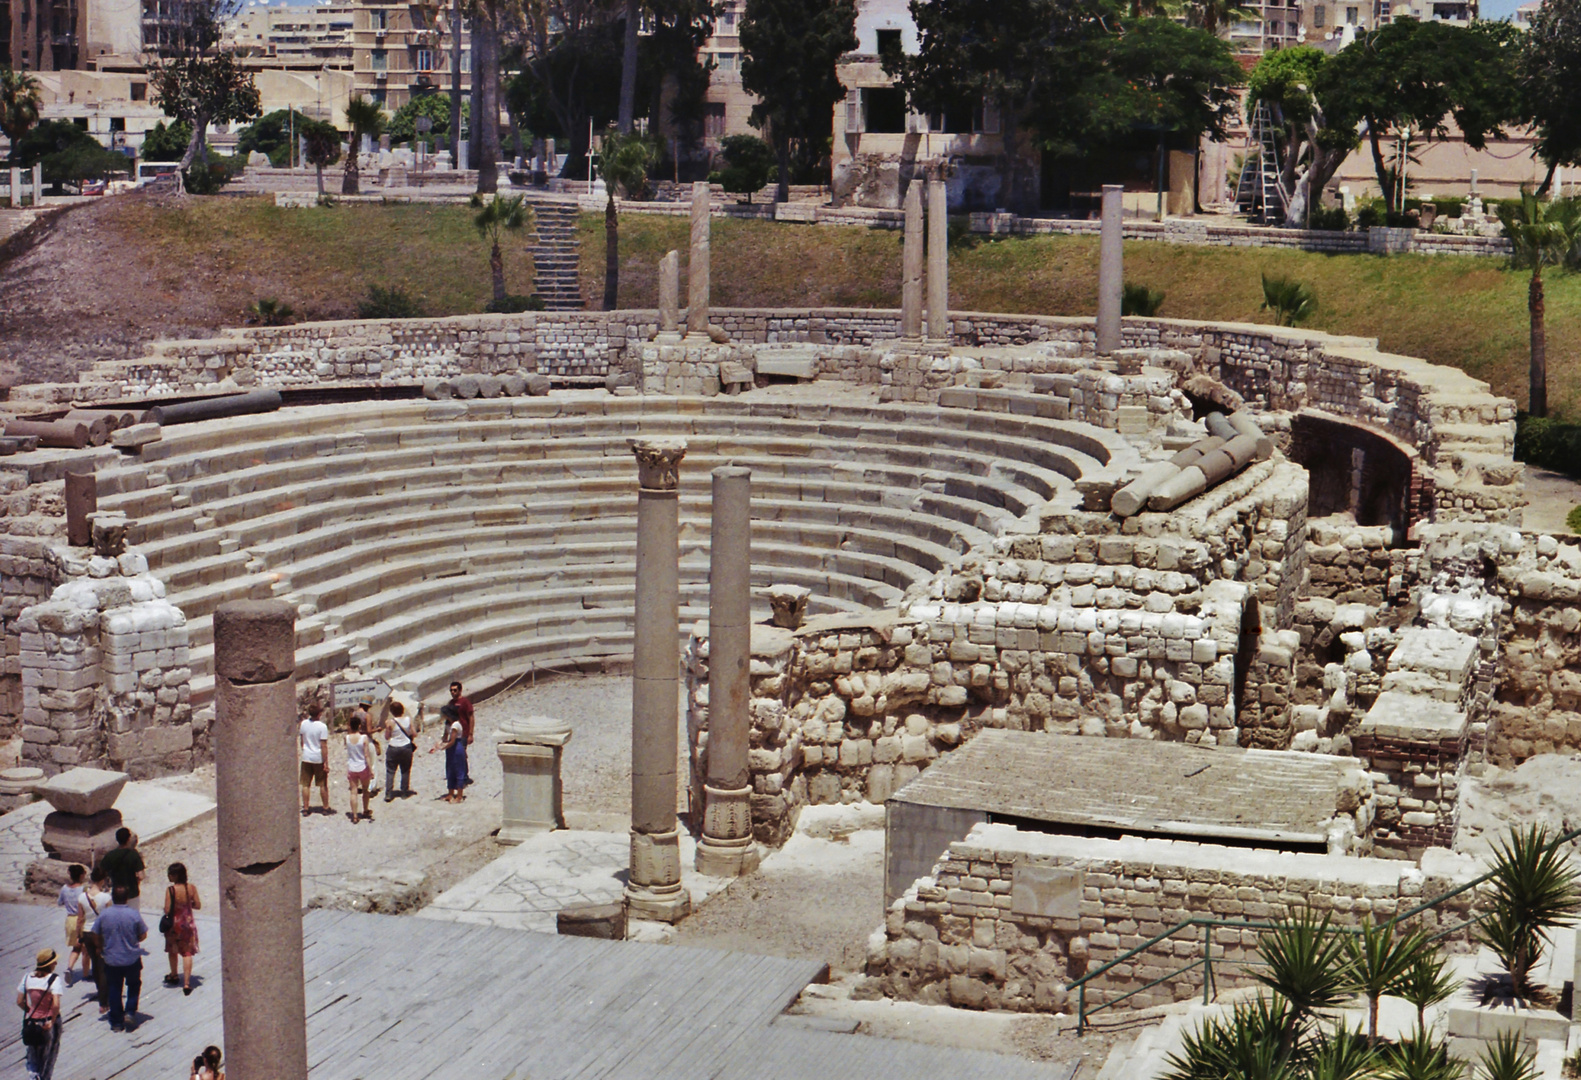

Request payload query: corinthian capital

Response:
[629,437,688,490]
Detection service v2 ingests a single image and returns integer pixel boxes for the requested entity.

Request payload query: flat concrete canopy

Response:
[0,901,1076,1079]
[895,730,1358,846]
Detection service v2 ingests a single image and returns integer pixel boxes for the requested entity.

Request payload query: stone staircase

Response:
[526,197,583,310]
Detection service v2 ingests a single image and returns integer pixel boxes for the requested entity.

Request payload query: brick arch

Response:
[1289,409,1434,537]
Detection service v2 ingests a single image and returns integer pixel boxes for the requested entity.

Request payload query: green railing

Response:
[1069,824,1581,1033]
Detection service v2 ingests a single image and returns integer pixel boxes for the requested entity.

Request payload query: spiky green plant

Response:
[340,94,385,195]
[1121,281,1166,317]
[1475,823,1581,1000]
[1393,948,1460,1031]
[1308,1023,1381,1080]
[1379,1025,1462,1080]
[1475,1032,1540,1080]
[471,193,528,308]
[1255,910,1355,1055]
[1497,188,1580,417]
[1160,995,1299,1080]
[1344,920,1433,1043]
[1260,272,1317,326]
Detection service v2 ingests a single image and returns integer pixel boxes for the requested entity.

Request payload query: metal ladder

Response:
[1234,100,1290,223]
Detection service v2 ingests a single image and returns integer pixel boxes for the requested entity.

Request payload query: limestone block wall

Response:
[17,547,193,778]
[0,535,64,737]
[863,824,1479,1014]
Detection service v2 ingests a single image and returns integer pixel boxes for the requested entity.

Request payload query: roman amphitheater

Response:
[3,191,1580,1078]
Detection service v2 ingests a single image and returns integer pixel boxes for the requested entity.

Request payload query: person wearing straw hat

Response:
[15,947,62,1080]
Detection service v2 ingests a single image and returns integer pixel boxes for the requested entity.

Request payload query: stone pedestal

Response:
[901,182,924,340]
[496,715,572,844]
[627,438,692,922]
[38,767,128,864]
[0,766,43,814]
[696,466,759,878]
[1096,184,1123,355]
[926,179,949,342]
[686,183,710,339]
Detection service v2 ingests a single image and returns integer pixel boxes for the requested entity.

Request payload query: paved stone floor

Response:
[0,781,214,900]
[0,901,1079,1079]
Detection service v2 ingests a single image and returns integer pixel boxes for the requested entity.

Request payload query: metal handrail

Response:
[1070,824,1581,1032]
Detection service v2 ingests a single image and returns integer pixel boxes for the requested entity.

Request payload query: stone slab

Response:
[755,355,819,379]
[1359,690,1468,741]
[1388,627,1479,685]
[39,767,128,816]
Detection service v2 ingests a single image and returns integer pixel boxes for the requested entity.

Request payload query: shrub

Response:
[1121,282,1165,317]
[1307,205,1350,231]
[484,294,546,313]
[710,134,776,203]
[1260,273,1317,327]
[1515,413,1581,479]
[182,154,239,195]
[1356,203,1385,229]
[249,298,294,326]
[140,120,193,163]
[357,285,422,320]
[1475,823,1581,1001]
[1568,504,1581,536]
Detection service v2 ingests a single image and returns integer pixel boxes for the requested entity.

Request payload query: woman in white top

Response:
[344,717,378,824]
[381,695,420,803]
[16,947,62,1080]
[56,864,94,986]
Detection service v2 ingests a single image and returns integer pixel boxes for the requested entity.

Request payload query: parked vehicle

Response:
[135,162,181,186]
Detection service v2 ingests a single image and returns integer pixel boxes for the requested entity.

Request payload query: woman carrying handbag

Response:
[161,862,201,995]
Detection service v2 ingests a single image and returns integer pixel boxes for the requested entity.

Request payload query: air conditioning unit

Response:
[374,27,385,37]
[375,69,387,79]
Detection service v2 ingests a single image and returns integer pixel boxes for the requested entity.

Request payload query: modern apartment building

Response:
[699,0,752,148]
[351,0,467,113]
[227,1,354,67]
[3,0,82,69]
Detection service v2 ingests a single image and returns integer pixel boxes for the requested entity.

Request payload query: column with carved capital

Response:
[696,466,759,877]
[626,437,692,921]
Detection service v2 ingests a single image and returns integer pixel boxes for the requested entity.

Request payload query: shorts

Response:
[347,767,372,784]
[65,913,81,948]
[300,761,328,785]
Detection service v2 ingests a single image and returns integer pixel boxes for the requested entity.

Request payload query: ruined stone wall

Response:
[862,824,1479,1014]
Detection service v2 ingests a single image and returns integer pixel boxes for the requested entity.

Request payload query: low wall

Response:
[862,823,1481,1014]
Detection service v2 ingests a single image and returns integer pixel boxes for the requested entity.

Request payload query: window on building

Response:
[1268,19,1282,32]
[371,48,387,68]
[110,116,125,131]
[460,49,469,71]
[875,27,901,55]
[371,87,386,105]
[1346,5,1359,20]
[705,101,726,138]
[720,9,734,27]
[863,87,907,133]
[370,9,384,28]
[716,51,735,70]
[972,101,1000,134]
[416,47,432,69]
[130,81,146,100]
[1313,4,1325,24]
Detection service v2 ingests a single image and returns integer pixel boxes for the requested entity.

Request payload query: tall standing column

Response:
[627,437,692,921]
[1096,183,1124,355]
[658,249,681,340]
[926,178,949,342]
[901,182,924,340]
[686,182,710,338]
[696,466,758,877]
[213,600,306,1080]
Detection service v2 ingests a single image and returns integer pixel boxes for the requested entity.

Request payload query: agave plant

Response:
[1344,920,1434,1044]
[1475,1031,1540,1080]
[1161,995,1299,1080]
[1475,823,1581,1001]
[1260,272,1317,327]
[1379,1024,1461,1080]
[1393,948,1460,1031]
[1255,910,1354,1055]
[1122,282,1166,317]
[1308,1023,1380,1080]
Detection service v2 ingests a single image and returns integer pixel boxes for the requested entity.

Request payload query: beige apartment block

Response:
[227,2,354,68]
[351,0,467,114]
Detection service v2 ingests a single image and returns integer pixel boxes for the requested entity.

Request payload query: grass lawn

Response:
[43,196,1573,420]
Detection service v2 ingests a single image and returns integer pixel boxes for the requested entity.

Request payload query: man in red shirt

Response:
[449,682,474,746]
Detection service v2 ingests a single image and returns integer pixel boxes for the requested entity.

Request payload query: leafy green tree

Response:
[236,109,312,164]
[595,126,657,310]
[1318,18,1521,212]
[712,134,776,202]
[1520,0,1581,197]
[1249,46,1358,228]
[149,50,262,183]
[1475,823,1581,996]
[141,120,194,162]
[300,119,341,195]
[1498,190,1580,418]
[1262,273,1317,326]
[341,95,385,195]
[472,192,528,306]
[1182,0,1256,36]
[887,3,1241,212]
[387,93,467,146]
[1,68,44,153]
[740,0,856,202]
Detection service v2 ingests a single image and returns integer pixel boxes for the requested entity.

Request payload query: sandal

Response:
[163,974,180,986]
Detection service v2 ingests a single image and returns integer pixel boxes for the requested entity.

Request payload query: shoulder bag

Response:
[159,885,175,935]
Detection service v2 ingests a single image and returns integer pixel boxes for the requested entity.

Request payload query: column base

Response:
[495,822,554,846]
[695,836,760,877]
[627,826,690,922]
[624,882,692,922]
[653,330,684,344]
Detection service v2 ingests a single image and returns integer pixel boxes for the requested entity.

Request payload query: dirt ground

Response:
[1521,465,1581,536]
[1455,753,1581,857]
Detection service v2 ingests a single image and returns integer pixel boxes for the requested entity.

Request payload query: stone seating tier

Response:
[87,396,1137,706]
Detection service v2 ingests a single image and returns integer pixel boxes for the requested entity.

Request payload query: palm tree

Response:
[1475,823,1581,1001]
[301,122,341,196]
[340,95,385,195]
[1497,190,1580,418]
[1394,948,1459,1032]
[1,68,44,153]
[594,126,656,311]
[1261,273,1317,327]
[473,192,527,307]
[1343,920,1432,1044]
[1253,910,1354,1058]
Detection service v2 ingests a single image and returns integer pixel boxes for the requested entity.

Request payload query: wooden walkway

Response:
[0,902,1078,1079]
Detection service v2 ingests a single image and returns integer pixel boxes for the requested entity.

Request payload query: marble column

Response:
[626,437,692,921]
[1096,183,1124,355]
[901,182,924,340]
[658,250,681,340]
[686,182,710,338]
[926,178,949,342]
[696,466,758,877]
[213,600,307,1080]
